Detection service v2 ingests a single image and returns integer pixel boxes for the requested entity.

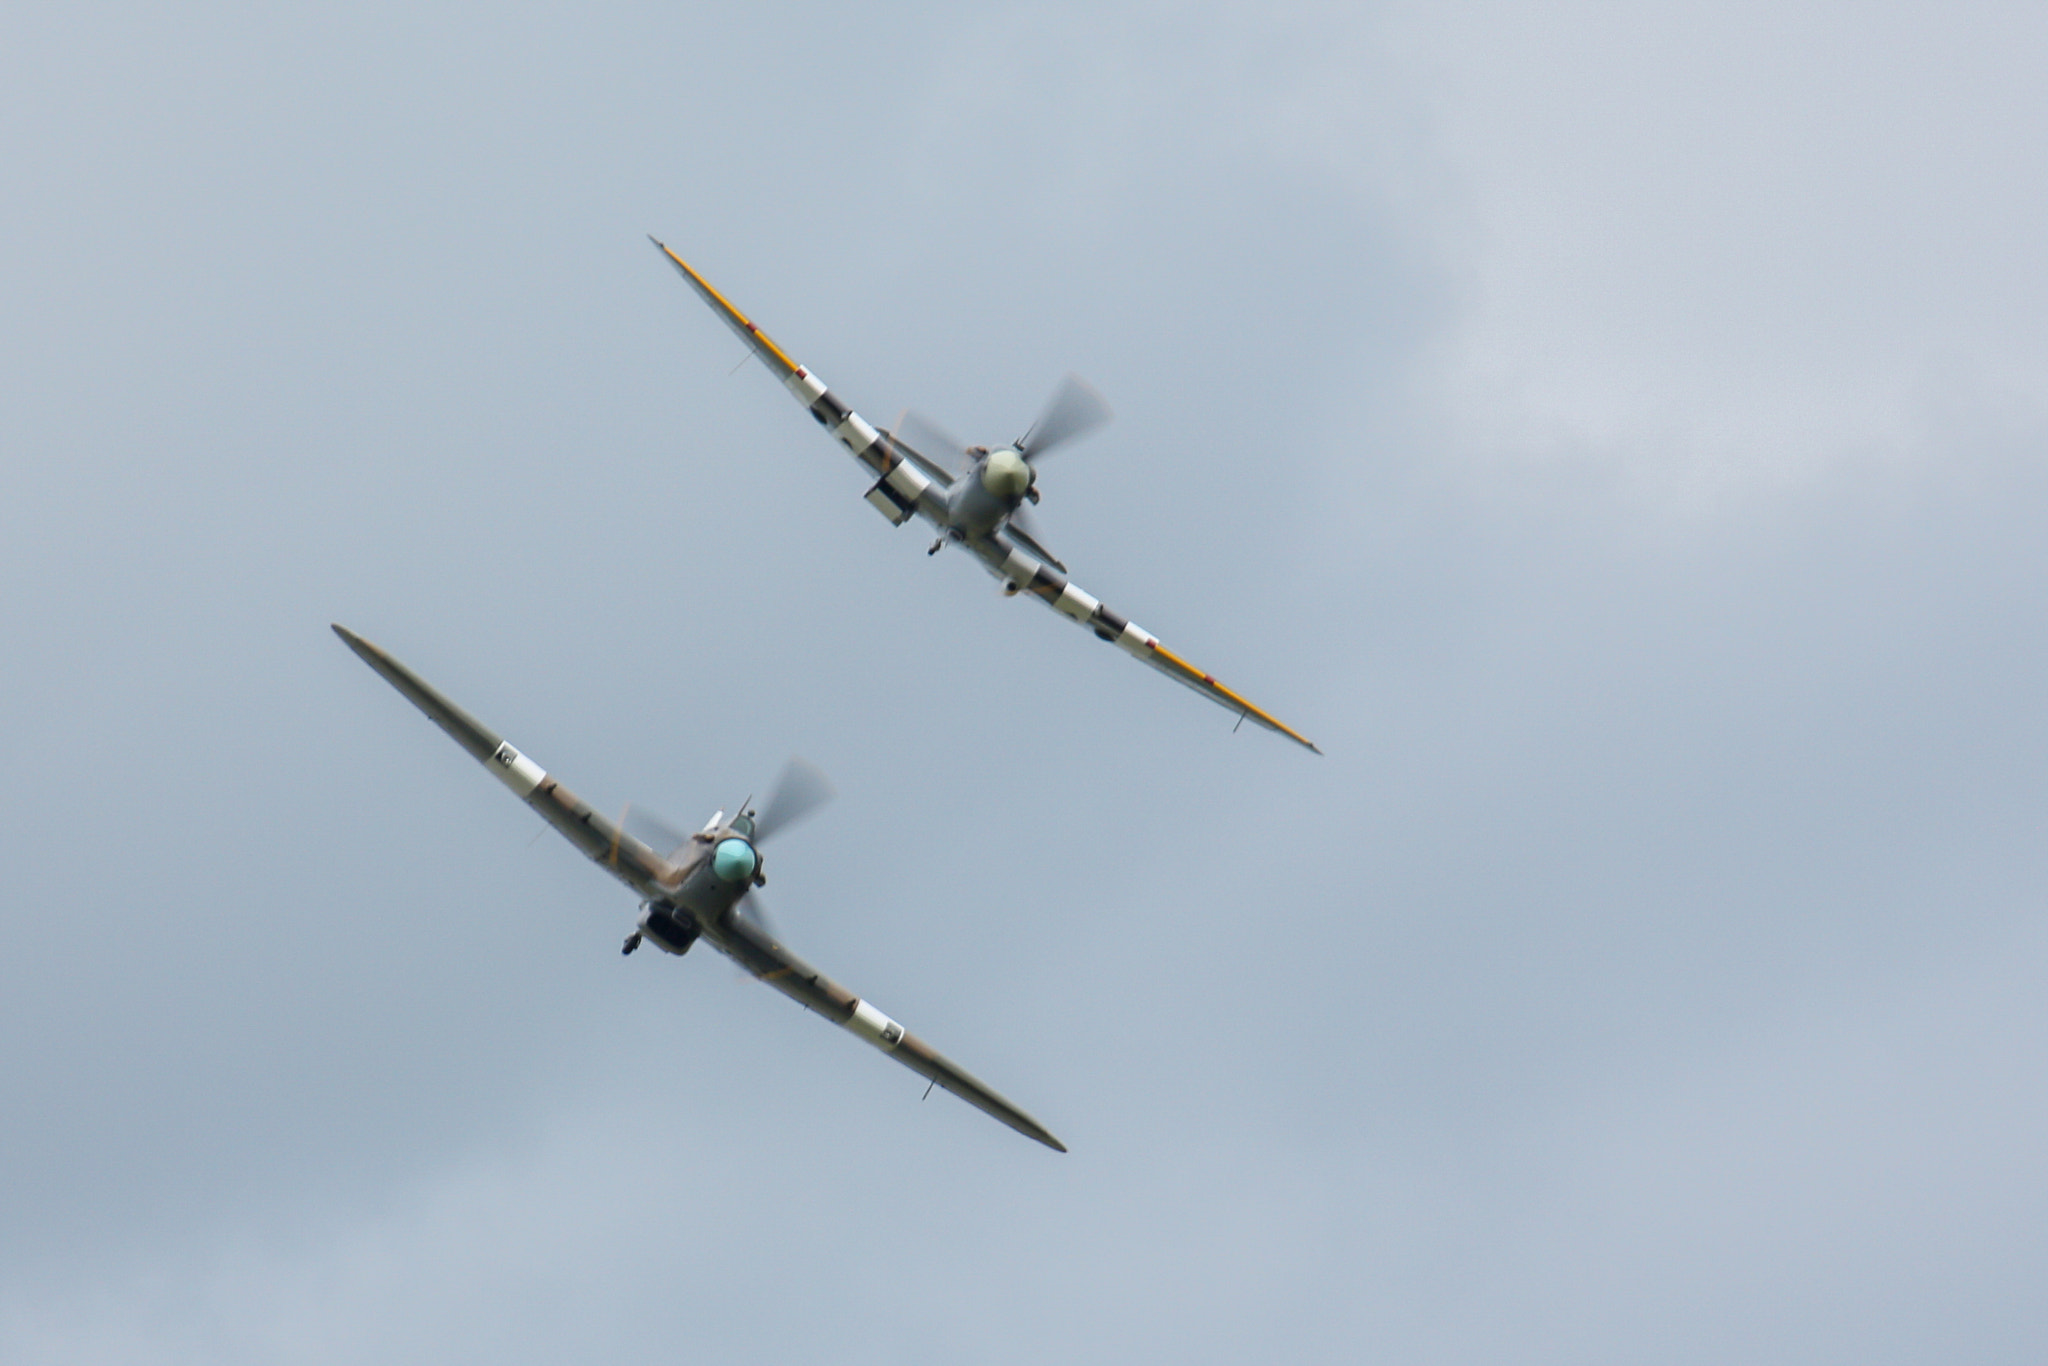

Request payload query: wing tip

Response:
[1017,1117,1068,1152]
[1248,705,1322,755]
[331,622,375,659]
[1246,706,1323,755]
[647,235,688,273]
[1279,724,1323,755]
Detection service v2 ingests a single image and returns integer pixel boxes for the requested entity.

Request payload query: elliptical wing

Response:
[649,238,948,523]
[332,625,677,889]
[966,539,1321,752]
[704,908,1068,1152]
[651,242,1319,753]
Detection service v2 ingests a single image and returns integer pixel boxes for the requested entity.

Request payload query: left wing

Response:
[968,537,1323,753]
[649,238,949,528]
[703,908,1068,1153]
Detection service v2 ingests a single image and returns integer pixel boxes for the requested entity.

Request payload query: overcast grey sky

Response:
[5,3,2047,1361]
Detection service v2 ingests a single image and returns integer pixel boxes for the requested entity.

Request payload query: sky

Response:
[4,2,2047,1361]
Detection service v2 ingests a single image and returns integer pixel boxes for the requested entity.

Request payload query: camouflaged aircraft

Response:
[333,624,1066,1152]
[650,239,1320,755]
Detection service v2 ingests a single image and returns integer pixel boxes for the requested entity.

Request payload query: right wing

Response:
[332,625,676,894]
[650,238,950,527]
[702,908,1068,1153]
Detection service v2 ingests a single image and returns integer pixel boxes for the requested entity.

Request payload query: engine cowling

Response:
[980,447,1032,500]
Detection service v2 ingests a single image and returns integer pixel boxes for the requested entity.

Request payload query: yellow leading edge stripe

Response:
[653,241,803,376]
[1149,642,1321,752]
[654,240,1321,755]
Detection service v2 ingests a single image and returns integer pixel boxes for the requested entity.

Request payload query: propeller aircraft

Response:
[650,239,1321,755]
[333,624,1067,1152]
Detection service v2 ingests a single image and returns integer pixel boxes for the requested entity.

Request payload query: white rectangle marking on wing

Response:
[1001,547,1042,585]
[784,369,828,404]
[1052,583,1101,622]
[834,414,879,454]
[883,459,931,500]
[1116,620,1159,657]
[847,999,905,1050]
[489,742,546,797]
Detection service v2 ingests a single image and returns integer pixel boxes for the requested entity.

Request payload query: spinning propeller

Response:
[1016,373,1113,462]
[622,757,834,949]
[624,756,834,859]
[751,754,835,843]
[889,375,1112,572]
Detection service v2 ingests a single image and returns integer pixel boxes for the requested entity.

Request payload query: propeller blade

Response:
[754,756,834,843]
[1006,505,1067,573]
[891,408,974,477]
[733,892,781,945]
[623,807,695,861]
[1017,373,1111,461]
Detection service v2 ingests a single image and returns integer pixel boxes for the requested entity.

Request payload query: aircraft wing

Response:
[651,240,1319,753]
[702,909,1068,1153]
[650,238,949,526]
[970,538,1322,753]
[335,624,1062,1150]
[332,625,677,894]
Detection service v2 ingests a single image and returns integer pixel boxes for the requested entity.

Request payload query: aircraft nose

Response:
[712,837,759,883]
[980,448,1032,499]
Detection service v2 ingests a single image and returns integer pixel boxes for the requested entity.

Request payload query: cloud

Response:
[1385,0,2048,495]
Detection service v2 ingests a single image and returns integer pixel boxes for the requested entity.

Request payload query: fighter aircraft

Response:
[650,239,1321,755]
[332,624,1066,1152]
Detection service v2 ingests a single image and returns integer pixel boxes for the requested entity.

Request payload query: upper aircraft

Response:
[333,624,1066,1152]
[651,239,1320,755]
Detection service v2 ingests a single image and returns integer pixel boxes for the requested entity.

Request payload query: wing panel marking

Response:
[1000,547,1042,587]
[785,368,828,404]
[1115,620,1160,656]
[836,413,881,456]
[1052,582,1101,622]
[489,741,546,796]
[848,999,906,1050]
[883,457,931,500]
